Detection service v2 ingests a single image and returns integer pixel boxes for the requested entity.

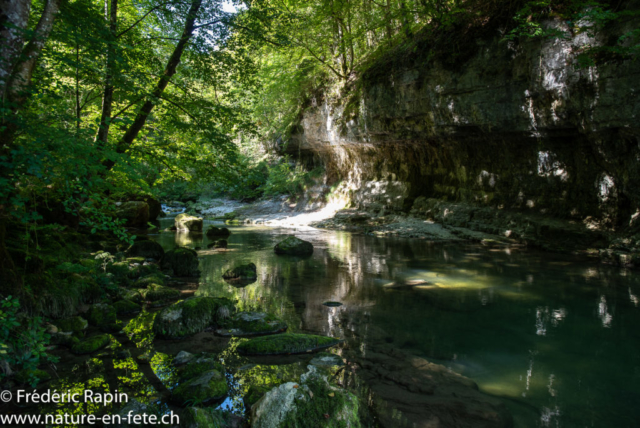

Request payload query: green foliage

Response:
[0,296,57,386]
[504,0,640,67]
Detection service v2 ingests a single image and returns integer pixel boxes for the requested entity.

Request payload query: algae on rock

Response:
[274,236,314,256]
[237,333,341,356]
[153,297,235,339]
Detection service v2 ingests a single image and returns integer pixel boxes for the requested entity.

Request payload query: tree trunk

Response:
[0,0,32,101]
[95,0,117,146]
[6,0,62,107]
[104,0,202,170]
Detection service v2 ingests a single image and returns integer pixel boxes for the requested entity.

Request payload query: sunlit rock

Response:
[175,213,204,232]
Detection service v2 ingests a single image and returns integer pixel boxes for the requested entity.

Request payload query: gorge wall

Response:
[283,15,640,252]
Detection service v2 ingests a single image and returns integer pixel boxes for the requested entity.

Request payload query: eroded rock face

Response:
[287,17,640,233]
[115,202,149,228]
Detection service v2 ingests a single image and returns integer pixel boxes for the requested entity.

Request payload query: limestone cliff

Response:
[282,15,640,258]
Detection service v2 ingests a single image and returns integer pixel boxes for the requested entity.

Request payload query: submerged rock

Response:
[175,213,204,232]
[222,263,257,280]
[174,350,195,365]
[215,239,228,249]
[215,312,287,337]
[126,239,164,260]
[309,352,345,367]
[161,247,200,277]
[274,236,314,256]
[55,316,88,333]
[153,297,235,339]
[71,334,111,354]
[206,226,231,238]
[251,365,360,428]
[237,333,342,356]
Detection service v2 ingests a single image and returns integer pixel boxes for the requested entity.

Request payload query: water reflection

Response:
[148,219,640,428]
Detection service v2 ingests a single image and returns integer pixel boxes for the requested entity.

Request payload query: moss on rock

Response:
[140,284,180,307]
[182,407,230,428]
[274,236,314,256]
[87,303,117,329]
[71,334,111,354]
[215,312,287,337]
[153,297,235,339]
[222,263,257,280]
[237,333,342,356]
[55,316,88,333]
[172,369,228,405]
[113,300,141,315]
[161,247,199,277]
[206,226,231,238]
[134,273,166,288]
[126,240,164,260]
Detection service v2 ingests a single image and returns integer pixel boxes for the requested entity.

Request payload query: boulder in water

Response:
[215,312,287,337]
[251,365,359,428]
[206,226,231,238]
[71,334,111,354]
[140,284,180,307]
[153,297,235,339]
[55,316,88,333]
[237,333,342,356]
[222,263,257,280]
[274,236,314,256]
[161,247,199,277]
[175,213,203,232]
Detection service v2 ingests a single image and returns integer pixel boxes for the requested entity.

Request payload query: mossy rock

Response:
[222,263,257,280]
[177,354,222,380]
[15,369,51,385]
[161,247,199,277]
[126,256,146,264]
[126,239,164,260]
[120,288,143,304]
[71,334,111,354]
[182,407,233,428]
[215,312,287,337]
[134,273,166,288]
[206,226,231,238]
[215,239,228,249]
[113,300,141,315]
[274,236,314,256]
[244,384,272,411]
[107,261,131,281]
[153,297,235,339]
[55,316,88,333]
[172,369,228,406]
[128,263,160,279]
[79,258,99,271]
[175,213,204,232]
[237,333,342,356]
[140,284,180,307]
[252,366,360,428]
[87,303,117,329]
